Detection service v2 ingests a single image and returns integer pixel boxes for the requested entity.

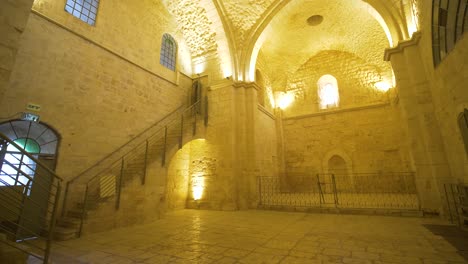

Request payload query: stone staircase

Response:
[54,101,206,241]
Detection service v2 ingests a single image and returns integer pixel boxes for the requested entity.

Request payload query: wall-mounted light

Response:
[374,81,392,92]
[192,174,205,201]
[275,91,294,109]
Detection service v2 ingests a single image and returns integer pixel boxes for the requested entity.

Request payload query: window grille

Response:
[432,0,467,66]
[160,34,177,71]
[65,0,99,26]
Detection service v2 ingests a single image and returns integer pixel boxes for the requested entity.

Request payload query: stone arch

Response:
[322,149,353,176]
[165,138,213,210]
[241,0,407,82]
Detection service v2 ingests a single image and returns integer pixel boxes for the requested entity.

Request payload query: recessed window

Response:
[432,0,467,66]
[318,75,339,109]
[65,0,99,26]
[160,34,177,71]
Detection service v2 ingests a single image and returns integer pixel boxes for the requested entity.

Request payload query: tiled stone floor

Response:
[38,210,468,263]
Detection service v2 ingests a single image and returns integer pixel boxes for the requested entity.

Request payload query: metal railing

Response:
[62,99,206,237]
[0,132,62,263]
[444,183,468,229]
[258,172,419,210]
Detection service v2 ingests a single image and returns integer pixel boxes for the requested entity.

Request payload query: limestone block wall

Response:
[283,50,391,117]
[189,81,238,210]
[282,105,411,176]
[0,4,193,183]
[255,107,278,177]
[0,0,34,102]
[415,1,468,184]
[31,0,193,79]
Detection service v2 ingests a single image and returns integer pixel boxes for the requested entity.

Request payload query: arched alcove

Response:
[165,139,213,210]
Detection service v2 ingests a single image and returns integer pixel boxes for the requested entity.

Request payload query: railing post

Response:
[179,115,184,149]
[44,181,61,264]
[162,126,167,166]
[317,174,324,205]
[444,184,454,223]
[332,174,338,207]
[116,158,124,210]
[142,140,148,185]
[78,184,89,238]
[61,181,71,217]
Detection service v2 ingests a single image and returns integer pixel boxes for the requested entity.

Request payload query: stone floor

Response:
[33,210,468,263]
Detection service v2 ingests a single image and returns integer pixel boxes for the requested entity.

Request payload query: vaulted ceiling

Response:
[162,0,419,86]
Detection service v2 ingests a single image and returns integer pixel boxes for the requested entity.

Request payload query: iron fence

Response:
[258,172,419,210]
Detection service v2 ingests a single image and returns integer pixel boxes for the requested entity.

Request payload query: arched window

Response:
[160,34,177,71]
[317,75,339,109]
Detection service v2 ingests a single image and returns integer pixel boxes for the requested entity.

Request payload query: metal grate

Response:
[65,0,99,26]
[160,34,177,71]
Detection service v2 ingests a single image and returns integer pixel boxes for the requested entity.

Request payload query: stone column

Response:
[385,32,451,213]
[0,0,35,102]
[233,82,259,209]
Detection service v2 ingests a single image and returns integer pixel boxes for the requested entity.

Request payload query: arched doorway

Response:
[0,120,59,239]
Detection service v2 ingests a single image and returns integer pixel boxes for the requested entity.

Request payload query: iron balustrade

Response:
[258,172,419,210]
[444,183,468,229]
[0,132,62,263]
[62,100,206,237]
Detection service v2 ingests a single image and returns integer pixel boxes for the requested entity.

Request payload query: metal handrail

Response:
[67,104,187,184]
[84,101,201,185]
[62,99,206,228]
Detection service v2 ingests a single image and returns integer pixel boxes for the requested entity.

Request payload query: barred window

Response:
[432,0,467,66]
[160,34,177,71]
[65,0,99,26]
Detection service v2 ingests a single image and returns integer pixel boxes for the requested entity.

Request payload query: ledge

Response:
[384,31,422,61]
[283,102,391,121]
[257,104,276,120]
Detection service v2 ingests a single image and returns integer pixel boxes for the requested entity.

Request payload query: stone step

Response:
[67,209,84,218]
[57,217,81,229]
[53,227,78,241]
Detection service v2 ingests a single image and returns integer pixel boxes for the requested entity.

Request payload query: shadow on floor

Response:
[423,224,468,261]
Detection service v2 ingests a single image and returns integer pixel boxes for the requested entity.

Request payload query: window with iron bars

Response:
[65,0,99,26]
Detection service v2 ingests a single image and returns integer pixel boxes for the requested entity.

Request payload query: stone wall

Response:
[284,50,391,117]
[282,104,411,176]
[0,0,34,102]
[1,3,193,182]
[416,1,468,184]
[255,107,278,177]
